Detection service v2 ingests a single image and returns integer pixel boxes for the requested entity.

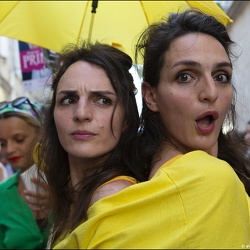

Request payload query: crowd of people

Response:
[0,8,250,249]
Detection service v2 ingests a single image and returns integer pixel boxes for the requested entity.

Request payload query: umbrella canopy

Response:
[0,1,232,61]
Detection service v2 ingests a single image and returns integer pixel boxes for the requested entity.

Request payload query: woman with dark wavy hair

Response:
[135,9,250,193]
[38,41,141,248]
[50,10,250,249]
[133,8,250,248]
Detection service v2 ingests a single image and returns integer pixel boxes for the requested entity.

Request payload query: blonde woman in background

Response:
[0,97,50,249]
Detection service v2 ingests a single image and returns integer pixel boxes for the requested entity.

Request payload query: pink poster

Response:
[18,41,55,92]
[20,47,44,72]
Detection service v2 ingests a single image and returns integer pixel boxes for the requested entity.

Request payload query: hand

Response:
[23,177,50,220]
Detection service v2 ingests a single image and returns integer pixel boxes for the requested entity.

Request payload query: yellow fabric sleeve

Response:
[54,150,250,249]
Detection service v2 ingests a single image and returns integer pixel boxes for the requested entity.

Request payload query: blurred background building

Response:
[0,37,23,101]
[0,1,250,132]
[225,1,250,132]
[0,37,49,103]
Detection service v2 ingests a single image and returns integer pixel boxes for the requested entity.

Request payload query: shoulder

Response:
[157,151,247,195]
[160,150,232,172]
[154,151,241,190]
[90,176,137,206]
[182,150,234,175]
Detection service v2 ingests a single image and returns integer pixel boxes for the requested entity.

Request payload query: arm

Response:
[90,179,134,206]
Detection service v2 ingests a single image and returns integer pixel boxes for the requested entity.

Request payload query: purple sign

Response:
[20,47,44,72]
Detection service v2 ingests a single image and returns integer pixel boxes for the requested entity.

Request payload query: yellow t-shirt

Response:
[54,150,250,249]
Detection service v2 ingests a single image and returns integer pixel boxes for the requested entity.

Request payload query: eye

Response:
[15,136,25,144]
[16,139,24,144]
[97,96,112,106]
[214,73,231,83]
[60,96,77,105]
[176,73,193,83]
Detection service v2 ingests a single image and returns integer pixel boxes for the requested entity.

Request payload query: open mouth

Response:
[196,115,213,128]
[195,111,218,135]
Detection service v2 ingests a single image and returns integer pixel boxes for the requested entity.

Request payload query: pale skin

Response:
[54,61,132,204]
[0,116,49,219]
[142,33,233,179]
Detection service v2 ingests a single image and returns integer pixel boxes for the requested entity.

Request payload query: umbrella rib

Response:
[139,1,150,25]
[0,2,20,23]
[77,1,90,45]
[88,13,95,42]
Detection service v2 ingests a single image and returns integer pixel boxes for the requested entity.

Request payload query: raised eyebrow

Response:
[171,60,200,69]
[215,62,232,69]
[171,60,232,70]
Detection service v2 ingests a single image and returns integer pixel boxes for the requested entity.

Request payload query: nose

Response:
[198,76,219,103]
[4,141,15,155]
[73,99,93,122]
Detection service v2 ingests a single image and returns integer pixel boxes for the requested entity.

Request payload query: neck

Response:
[149,140,219,179]
[68,154,108,188]
[68,157,91,188]
[149,144,182,179]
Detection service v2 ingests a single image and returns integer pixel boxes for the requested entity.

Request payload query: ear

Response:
[142,82,159,112]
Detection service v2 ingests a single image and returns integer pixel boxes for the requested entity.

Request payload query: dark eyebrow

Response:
[171,60,232,69]
[171,60,200,69]
[57,90,77,95]
[216,62,232,69]
[91,90,116,96]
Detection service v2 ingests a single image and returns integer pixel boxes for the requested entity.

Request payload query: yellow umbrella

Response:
[0,1,232,61]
